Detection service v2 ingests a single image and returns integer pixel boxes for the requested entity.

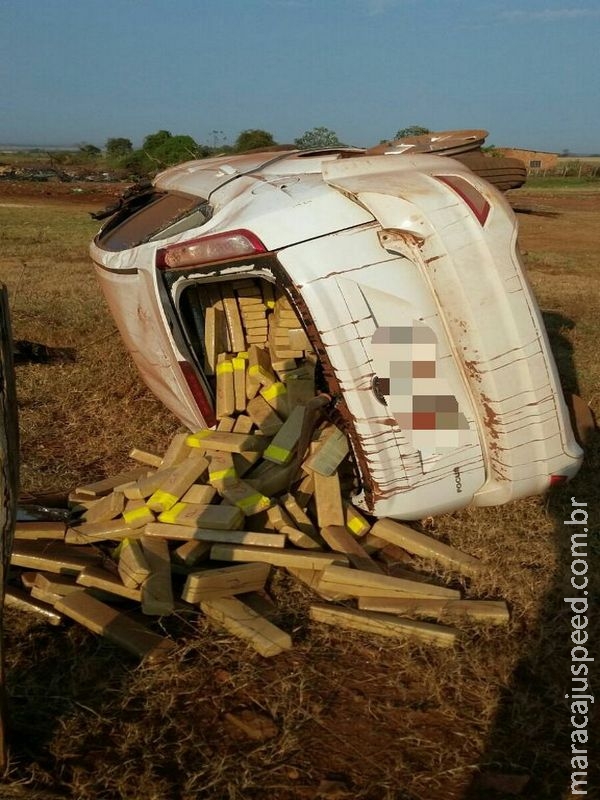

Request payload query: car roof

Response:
[153,148,366,198]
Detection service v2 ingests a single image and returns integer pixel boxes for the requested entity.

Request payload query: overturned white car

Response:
[90,148,582,519]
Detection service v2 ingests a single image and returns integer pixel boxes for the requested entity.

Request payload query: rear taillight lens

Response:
[549,474,569,487]
[178,361,216,427]
[436,175,490,226]
[157,229,267,269]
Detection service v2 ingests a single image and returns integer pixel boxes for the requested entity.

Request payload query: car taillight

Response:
[549,474,569,487]
[178,361,216,427]
[436,175,490,226]
[157,229,267,269]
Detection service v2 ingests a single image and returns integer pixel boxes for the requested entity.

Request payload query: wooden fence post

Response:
[0,284,19,770]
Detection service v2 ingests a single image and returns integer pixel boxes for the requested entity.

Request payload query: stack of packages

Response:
[201,279,312,379]
[8,282,509,661]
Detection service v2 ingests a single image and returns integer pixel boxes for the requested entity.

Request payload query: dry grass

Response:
[0,204,179,492]
[0,189,598,800]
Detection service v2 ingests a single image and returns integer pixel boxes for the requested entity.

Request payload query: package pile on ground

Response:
[6,281,509,660]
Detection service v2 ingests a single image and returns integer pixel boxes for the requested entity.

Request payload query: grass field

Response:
[0,185,597,800]
[525,176,600,190]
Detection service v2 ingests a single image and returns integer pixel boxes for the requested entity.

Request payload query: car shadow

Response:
[512,206,561,218]
[2,601,136,784]
[463,313,599,798]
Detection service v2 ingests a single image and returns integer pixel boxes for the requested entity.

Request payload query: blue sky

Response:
[1,0,599,153]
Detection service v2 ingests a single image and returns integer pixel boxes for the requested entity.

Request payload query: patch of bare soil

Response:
[0,179,124,209]
[509,187,600,252]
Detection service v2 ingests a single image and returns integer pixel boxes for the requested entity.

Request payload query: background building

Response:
[496,148,558,171]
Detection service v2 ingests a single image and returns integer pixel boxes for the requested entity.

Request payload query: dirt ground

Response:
[0,176,598,800]
[0,178,123,209]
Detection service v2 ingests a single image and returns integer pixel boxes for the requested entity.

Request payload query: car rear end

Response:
[90,150,582,520]
[306,154,582,516]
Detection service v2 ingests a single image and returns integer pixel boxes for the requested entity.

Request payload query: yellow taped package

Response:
[209,467,237,483]
[261,281,275,309]
[204,306,227,375]
[237,493,272,514]
[123,505,155,528]
[146,452,208,513]
[345,503,371,537]
[263,444,292,465]
[187,430,267,454]
[232,356,247,413]
[186,429,211,447]
[216,353,235,418]
[161,502,244,530]
[347,515,366,535]
[157,502,188,524]
[248,345,275,387]
[145,489,178,515]
[248,363,269,382]
[263,405,305,465]
[260,381,288,416]
[219,479,273,516]
[207,450,237,487]
[261,382,286,401]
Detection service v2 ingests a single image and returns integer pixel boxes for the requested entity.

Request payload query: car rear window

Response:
[97,191,210,252]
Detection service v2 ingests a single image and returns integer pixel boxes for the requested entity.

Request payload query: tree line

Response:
[77,125,431,177]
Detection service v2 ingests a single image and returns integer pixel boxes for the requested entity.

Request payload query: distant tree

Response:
[143,130,173,152]
[105,137,133,158]
[234,129,277,152]
[142,130,205,167]
[45,150,69,166]
[78,143,101,158]
[116,149,153,177]
[159,135,204,163]
[294,127,344,150]
[393,125,430,139]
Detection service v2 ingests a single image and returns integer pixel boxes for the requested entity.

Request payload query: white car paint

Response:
[90,148,582,519]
